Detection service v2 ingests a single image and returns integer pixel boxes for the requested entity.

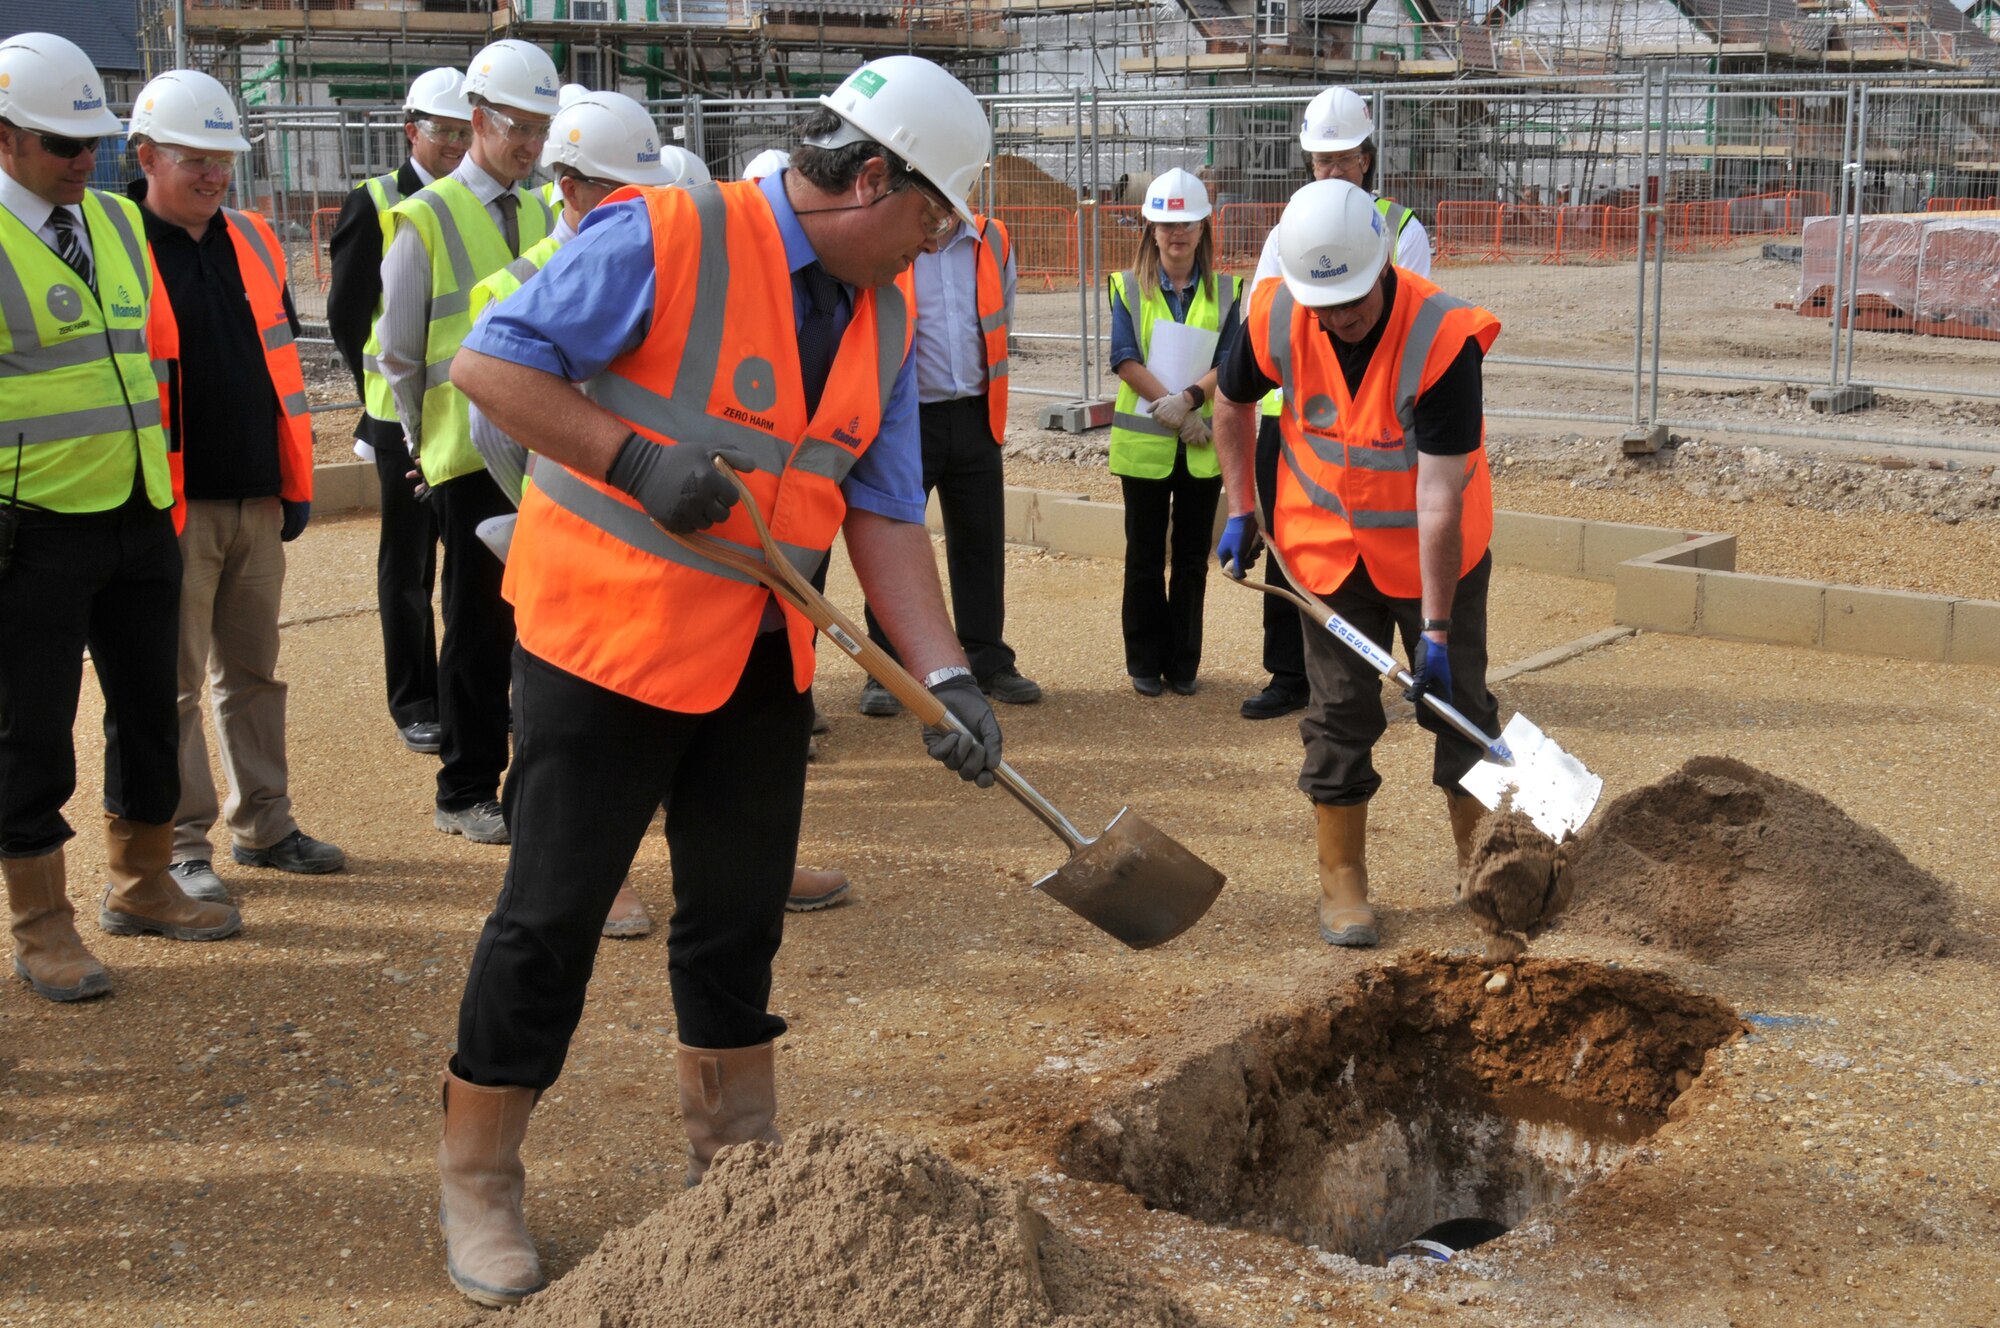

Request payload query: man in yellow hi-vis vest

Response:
[0,34,241,1005]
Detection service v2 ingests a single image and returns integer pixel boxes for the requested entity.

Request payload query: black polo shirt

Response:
[1219,266,1484,456]
[131,178,302,502]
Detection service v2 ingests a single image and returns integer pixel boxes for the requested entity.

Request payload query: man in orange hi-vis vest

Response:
[432,57,1001,1309]
[1212,179,1501,955]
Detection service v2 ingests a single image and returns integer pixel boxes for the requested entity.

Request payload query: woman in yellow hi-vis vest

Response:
[1106,168,1241,697]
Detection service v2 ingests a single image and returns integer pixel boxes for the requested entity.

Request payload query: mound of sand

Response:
[1561,756,1953,972]
[501,1121,1201,1328]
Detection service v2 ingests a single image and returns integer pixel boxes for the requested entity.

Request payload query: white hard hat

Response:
[0,32,122,138]
[811,56,990,226]
[1274,179,1390,306]
[542,91,677,186]
[405,67,471,120]
[657,144,711,188]
[1142,167,1211,223]
[741,148,790,180]
[464,40,561,117]
[129,70,252,153]
[558,83,590,109]
[1299,86,1373,154]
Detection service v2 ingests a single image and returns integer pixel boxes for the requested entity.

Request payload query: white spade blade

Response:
[1458,712,1602,841]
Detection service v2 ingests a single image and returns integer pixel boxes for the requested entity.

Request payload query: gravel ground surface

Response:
[5,446,1997,1325]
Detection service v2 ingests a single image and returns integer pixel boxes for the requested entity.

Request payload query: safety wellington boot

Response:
[676,1039,782,1187]
[1447,793,1487,876]
[1315,801,1378,947]
[438,1070,543,1307]
[5,850,110,1002]
[98,817,241,941]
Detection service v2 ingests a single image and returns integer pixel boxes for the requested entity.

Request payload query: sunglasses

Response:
[35,131,100,160]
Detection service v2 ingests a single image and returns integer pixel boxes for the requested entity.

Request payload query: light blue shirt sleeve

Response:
[460,198,657,381]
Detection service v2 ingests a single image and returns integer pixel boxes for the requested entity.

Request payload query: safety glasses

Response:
[480,105,551,146]
[416,119,472,147]
[898,176,957,240]
[158,146,237,179]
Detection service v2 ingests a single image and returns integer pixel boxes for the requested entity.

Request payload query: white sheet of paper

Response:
[1143,319,1219,400]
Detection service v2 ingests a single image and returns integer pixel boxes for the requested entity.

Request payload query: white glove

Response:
[1177,411,1212,448]
[1149,392,1192,432]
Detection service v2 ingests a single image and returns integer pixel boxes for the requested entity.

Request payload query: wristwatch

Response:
[1421,618,1452,634]
[1183,384,1207,409]
[922,665,973,689]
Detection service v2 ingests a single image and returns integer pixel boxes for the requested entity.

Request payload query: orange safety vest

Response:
[146,206,314,532]
[503,181,915,713]
[973,215,1010,443]
[1246,267,1499,600]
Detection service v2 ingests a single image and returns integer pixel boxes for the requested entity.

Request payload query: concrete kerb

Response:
[312,463,2000,668]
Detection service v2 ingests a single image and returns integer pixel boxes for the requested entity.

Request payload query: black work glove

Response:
[607,433,755,535]
[280,500,311,542]
[923,675,1003,788]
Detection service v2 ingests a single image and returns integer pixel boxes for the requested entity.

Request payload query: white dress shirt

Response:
[0,164,96,276]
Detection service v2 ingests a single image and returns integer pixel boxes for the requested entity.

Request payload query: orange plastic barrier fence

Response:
[309,206,341,291]
[1926,196,2000,214]
[1217,202,1282,269]
[1434,201,1504,262]
[991,205,1075,291]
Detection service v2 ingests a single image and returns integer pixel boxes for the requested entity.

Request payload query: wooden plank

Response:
[1117,51,1399,74]
[184,5,498,35]
[757,21,1010,48]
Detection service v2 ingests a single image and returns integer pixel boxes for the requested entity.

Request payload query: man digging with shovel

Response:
[1212,179,1503,949]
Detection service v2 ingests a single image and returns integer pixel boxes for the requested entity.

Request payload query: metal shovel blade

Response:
[1031,807,1226,950]
[1457,713,1603,841]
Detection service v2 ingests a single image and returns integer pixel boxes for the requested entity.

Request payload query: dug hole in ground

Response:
[5,423,1999,1327]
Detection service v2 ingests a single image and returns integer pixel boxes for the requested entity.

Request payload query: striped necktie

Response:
[49,208,93,291]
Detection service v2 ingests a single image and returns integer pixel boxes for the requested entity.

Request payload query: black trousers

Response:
[1118,448,1221,685]
[429,470,515,811]
[862,395,1016,679]
[452,636,809,1090]
[1254,414,1308,690]
[0,490,182,857]
[367,419,439,729]
[1298,551,1498,806]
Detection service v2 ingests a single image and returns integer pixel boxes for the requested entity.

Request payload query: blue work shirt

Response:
[911,219,1015,404]
[462,170,927,524]
[1107,265,1234,371]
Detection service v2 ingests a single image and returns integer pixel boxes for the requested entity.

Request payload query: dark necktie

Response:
[50,208,93,291]
[496,193,520,259]
[797,261,842,417]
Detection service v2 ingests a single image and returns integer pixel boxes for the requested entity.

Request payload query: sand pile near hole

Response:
[1561,756,1953,971]
[501,1121,1201,1328]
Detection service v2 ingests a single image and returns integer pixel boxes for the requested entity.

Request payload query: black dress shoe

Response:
[1131,676,1165,697]
[1240,681,1309,720]
[1168,677,1199,696]
[399,720,443,753]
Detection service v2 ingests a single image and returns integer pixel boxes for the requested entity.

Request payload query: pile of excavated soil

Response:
[1459,807,1572,954]
[1560,755,1955,972]
[500,1121,1201,1328]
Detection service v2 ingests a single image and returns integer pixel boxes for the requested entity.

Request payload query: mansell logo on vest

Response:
[831,416,865,449]
[204,106,234,131]
[109,284,142,320]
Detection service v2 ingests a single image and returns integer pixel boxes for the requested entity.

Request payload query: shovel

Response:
[668,460,1226,950]
[1224,516,1600,842]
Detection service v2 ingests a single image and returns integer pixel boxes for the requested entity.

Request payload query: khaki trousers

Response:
[173,498,296,860]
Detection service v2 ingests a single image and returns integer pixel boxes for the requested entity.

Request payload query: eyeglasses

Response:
[35,131,100,160]
[898,177,957,240]
[1309,149,1368,175]
[1151,219,1201,233]
[158,146,236,178]
[416,119,472,147]
[480,106,550,146]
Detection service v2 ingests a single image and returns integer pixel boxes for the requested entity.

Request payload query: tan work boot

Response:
[438,1070,544,1307]
[601,881,654,938]
[98,817,241,941]
[5,850,111,1002]
[1447,793,1487,875]
[784,865,850,913]
[1315,801,1377,947]
[676,1039,781,1186]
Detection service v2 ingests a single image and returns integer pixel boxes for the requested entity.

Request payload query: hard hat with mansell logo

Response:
[543,91,678,187]
[463,40,561,118]
[128,70,253,153]
[1275,178,1390,306]
[0,32,123,139]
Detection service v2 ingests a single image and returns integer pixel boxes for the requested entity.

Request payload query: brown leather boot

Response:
[1447,793,1487,875]
[98,817,241,941]
[676,1039,781,1186]
[601,881,654,938]
[5,850,110,1002]
[438,1070,544,1307]
[784,865,850,913]
[1315,801,1377,947]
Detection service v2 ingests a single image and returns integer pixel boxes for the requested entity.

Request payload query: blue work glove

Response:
[607,433,755,535]
[924,675,1003,789]
[1215,513,1261,578]
[1404,634,1455,710]
[280,500,311,542]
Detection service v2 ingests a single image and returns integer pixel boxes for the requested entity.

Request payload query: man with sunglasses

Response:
[1213,179,1499,954]
[327,67,472,759]
[433,55,1001,1308]
[376,39,558,850]
[0,35,242,1005]
[127,69,347,907]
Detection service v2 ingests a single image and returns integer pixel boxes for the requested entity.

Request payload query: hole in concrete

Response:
[1062,954,1742,1266]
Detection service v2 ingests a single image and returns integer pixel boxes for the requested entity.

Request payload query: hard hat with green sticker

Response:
[850,69,886,97]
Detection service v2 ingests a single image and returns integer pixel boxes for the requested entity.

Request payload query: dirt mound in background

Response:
[1561,756,1954,971]
[502,1121,1201,1328]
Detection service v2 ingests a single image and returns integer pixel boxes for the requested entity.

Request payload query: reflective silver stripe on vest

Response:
[406,190,478,321]
[262,321,294,351]
[151,358,170,384]
[371,173,403,209]
[529,191,554,234]
[1395,289,1470,439]
[90,190,149,301]
[979,217,1010,342]
[534,461,825,584]
[424,357,457,391]
[361,352,382,376]
[0,238,45,353]
[222,208,283,290]
[282,390,308,416]
[1278,432,1346,518]
[671,184,733,410]
[1268,285,1299,425]
[871,278,906,412]
[988,357,1009,379]
[586,374,792,476]
[1113,410,1175,439]
[501,251,544,285]
[13,397,163,445]
[1,327,148,376]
